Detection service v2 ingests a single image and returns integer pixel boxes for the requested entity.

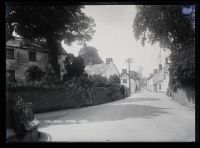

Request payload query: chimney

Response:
[153,69,158,74]
[159,64,162,71]
[106,58,113,64]
[122,69,127,74]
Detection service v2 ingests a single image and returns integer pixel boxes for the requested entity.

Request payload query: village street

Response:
[35,91,195,142]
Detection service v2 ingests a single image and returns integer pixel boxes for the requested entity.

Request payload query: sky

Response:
[62,5,165,78]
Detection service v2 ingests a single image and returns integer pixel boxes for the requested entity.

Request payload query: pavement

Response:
[35,90,195,142]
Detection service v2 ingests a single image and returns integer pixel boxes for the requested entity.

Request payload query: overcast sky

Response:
[62,5,165,77]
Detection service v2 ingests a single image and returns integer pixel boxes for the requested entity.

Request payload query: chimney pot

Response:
[106,58,113,64]
[153,69,158,74]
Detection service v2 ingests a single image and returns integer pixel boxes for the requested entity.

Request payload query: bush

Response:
[25,65,45,82]
[89,74,110,87]
[108,75,120,84]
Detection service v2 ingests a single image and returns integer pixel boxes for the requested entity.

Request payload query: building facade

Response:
[120,69,140,93]
[6,37,67,82]
[145,51,170,93]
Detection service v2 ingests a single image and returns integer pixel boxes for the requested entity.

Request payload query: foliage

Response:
[6,5,95,77]
[25,65,45,82]
[133,5,195,90]
[62,53,85,80]
[6,22,15,41]
[89,74,111,87]
[108,75,120,84]
[78,45,103,65]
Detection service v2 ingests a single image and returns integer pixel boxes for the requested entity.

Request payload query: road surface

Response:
[35,91,195,142]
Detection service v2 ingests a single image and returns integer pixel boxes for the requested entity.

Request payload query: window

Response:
[123,79,127,83]
[159,84,162,90]
[29,51,36,62]
[165,57,171,64]
[7,70,15,81]
[7,49,14,59]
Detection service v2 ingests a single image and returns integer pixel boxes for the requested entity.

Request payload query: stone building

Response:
[6,37,67,82]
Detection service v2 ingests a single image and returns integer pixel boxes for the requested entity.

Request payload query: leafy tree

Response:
[63,53,85,80]
[78,45,103,65]
[109,75,120,84]
[133,5,195,89]
[6,4,95,78]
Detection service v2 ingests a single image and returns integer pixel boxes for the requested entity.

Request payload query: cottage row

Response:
[145,57,170,93]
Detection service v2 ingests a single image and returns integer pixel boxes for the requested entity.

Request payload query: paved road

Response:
[35,91,195,142]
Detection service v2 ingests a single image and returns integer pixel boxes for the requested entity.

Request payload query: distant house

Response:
[152,63,170,93]
[146,57,170,93]
[120,69,140,93]
[146,73,153,92]
[85,58,120,79]
[6,37,67,82]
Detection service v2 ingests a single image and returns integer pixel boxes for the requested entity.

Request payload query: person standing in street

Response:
[120,85,125,98]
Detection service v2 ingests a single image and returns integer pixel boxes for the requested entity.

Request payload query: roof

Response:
[152,64,169,84]
[6,37,67,55]
[85,62,120,79]
[6,37,48,52]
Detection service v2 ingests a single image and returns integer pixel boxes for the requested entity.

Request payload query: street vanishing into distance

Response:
[36,91,195,142]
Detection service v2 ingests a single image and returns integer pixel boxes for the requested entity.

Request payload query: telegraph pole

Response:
[126,58,133,91]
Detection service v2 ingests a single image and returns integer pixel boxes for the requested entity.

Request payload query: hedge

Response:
[6,84,130,128]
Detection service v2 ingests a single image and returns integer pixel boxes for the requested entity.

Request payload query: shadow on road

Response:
[38,101,172,128]
[113,98,161,104]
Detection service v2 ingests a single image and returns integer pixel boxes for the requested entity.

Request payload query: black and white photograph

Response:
[5,2,196,142]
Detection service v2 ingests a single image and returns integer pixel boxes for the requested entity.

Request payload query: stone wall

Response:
[170,87,195,109]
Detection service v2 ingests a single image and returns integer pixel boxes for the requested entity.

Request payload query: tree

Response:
[78,45,103,65]
[63,53,85,80]
[133,5,195,89]
[6,4,95,78]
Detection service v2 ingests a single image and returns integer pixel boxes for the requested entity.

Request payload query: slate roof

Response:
[6,37,67,55]
[6,37,48,52]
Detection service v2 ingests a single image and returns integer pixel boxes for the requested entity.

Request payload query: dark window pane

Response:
[7,49,14,59]
[29,51,36,62]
